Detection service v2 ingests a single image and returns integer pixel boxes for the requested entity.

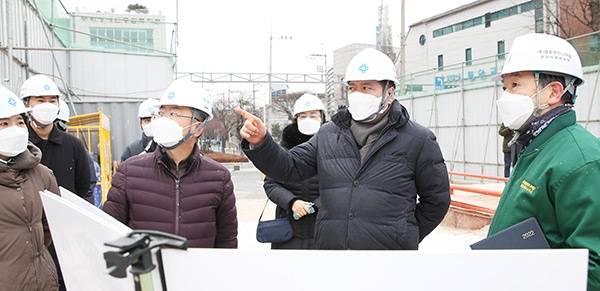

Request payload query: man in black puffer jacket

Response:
[236,48,450,250]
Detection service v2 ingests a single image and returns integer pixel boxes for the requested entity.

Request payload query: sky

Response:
[60,0,474,93]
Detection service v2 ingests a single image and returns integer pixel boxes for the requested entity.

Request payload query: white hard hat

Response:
[345,48,398,86]
[491,33,584,85]
[138,98,159,118]
[20,74,61,99]
[293,94,325,117]
[0,85,32,118]
[57,99,70,122]
[158,79,213,120]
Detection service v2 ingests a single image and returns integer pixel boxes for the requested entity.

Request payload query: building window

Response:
[592,34,600,53]
[497,40,506,59]
[534,0,543,33]
[438,54,444,71]
[89,27,155,52]
[465,48,472,66]
[419,34,426,45]
[434,1,534,37]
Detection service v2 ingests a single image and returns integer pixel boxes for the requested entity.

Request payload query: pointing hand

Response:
[234,108,267,146]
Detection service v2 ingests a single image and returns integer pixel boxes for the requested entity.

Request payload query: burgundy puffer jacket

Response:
[104,145,238,248]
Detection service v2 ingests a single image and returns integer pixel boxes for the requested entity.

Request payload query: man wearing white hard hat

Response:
[104,79,238,248]
[489,33,600,290]
[21,74,92,291]
[236,48,450,250]
[263,93,325,249]
[120,98,159,161]
[20,74,92,203]
[0,85,60,291]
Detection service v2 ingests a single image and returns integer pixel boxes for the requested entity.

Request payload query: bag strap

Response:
[258,196,270,222]
[259,183,278,222]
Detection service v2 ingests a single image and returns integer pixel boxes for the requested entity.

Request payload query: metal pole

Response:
[2,0,12,88]
[399,0,406,95]
[267,34,273,132]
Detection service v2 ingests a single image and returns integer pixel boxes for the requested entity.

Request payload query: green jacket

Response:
[489,111,600,290]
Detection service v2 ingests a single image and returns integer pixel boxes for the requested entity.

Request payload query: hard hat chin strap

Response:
[362,81,392,122]
[512,72,552,133]
[26,112,52,130]
[161,109,208,151]
[0,157,16,166]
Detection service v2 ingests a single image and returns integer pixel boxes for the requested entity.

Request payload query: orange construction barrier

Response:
[449,184,503,197]
[448,171,508,182]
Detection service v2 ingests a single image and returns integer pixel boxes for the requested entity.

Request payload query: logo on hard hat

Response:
[359,63,369,73]
[43,84,51,91]
[304,101,311,107]
[8,96,17,107]
[167,91,175,99]
[536,49,572,62]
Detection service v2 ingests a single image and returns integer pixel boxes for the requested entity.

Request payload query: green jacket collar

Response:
[525,110,576,152]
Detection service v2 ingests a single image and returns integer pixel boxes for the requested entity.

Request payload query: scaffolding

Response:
[67,108,112,205]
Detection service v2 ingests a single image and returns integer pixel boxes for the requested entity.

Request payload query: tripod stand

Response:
[104,230,188,291]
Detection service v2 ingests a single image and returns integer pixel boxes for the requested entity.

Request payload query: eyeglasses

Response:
[155,111,193,120]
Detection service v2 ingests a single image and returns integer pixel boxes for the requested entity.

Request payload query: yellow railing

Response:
[66,108,112,205]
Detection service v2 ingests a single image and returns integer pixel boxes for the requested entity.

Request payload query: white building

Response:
[0,0,175,159]
[397,0,599,176]
[71,12,168,53]
[404,0,541,93]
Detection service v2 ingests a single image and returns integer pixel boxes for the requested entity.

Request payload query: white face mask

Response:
[151,117,184,148]
[142,122,154,137]
[0,126,29,157]
[496,92,534,130]
[32,103,59,125]
[297,118,321,135]
[347,92,384,121]
[496,84,551,130]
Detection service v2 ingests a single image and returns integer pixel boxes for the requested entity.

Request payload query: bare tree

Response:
[271,91,327,121]
[210,91,262,152]
[545,0,600,37]
[126,4,149,14]
[271,92,301,122]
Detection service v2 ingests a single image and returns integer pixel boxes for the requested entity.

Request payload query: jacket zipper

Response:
[337,129,357,249]
[25,199,42,288]
[175,166,181,235]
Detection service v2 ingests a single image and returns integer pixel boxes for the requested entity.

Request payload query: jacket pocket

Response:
[396,215,419,250]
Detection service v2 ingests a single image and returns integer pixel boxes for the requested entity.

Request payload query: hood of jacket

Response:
[280,123,314,150]
[0,142,42,187]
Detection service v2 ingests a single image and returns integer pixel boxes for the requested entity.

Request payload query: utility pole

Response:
[308,51,335,117]
[267,32,291,133]
[400,0,406,95]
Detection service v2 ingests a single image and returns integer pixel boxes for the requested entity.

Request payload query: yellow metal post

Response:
[66,108,112,205]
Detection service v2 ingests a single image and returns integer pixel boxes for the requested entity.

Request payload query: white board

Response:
[58,186,131,233]
[40,189,135,290]
[41,188,589,291]
[161,248,588,291]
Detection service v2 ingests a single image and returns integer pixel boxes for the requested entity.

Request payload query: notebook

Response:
[470,217,550,250]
